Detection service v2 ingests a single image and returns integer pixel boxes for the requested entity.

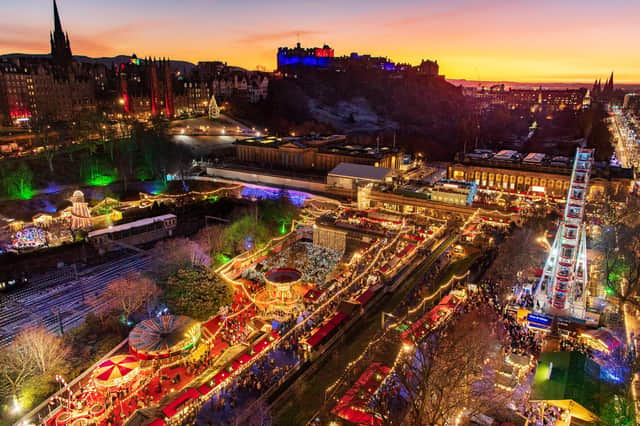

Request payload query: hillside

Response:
[230,70,471,160]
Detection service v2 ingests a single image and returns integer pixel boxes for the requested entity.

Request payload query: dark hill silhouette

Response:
[0,53,198,73]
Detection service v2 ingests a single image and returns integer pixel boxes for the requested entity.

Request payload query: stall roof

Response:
[306,312,348,348]
[161,388,200,418]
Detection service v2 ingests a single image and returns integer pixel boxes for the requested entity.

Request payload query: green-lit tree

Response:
[223,215,271,254]
[79,155,117,187]
[0,162,35,200]
[164,266,233,321]
[599,394,635,426]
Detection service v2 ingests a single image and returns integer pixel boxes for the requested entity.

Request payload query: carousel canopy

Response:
[129,315,200,358]
[93,354,139,386]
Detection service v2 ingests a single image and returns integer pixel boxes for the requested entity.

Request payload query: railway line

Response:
[0,255,152,346]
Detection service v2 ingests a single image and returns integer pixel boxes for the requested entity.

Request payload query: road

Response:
[0,254,151,345]
[609,108,640,169]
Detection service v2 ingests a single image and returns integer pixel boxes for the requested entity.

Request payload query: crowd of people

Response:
[522,402,568,426]
[250,241,342,287]
[219,303,256,346]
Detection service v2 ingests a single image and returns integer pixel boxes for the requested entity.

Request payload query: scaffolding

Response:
[535,148,593,319]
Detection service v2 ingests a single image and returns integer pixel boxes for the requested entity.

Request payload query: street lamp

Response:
[381,311,399,330]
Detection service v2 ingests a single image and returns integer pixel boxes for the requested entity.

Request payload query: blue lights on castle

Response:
[277,43,334,70]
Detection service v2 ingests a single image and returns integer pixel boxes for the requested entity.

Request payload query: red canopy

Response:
[438,294,460,309]
[397,244,415,258]
[237,353,253,365]
[303,288,324,302]
[213,370,231,385]
[306,313,348,348]
[149,418,166,426]
[356,288,377,307]
[197,384,212,395]
[331,363,390,426]
[161,388,200,418]
[253,339,270,354]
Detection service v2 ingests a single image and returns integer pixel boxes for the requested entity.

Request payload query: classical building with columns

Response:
[447,151,633,200]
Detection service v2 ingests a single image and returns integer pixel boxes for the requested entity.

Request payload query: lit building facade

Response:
[447,154,633,200]
[471,87,587,112]
[235,135,402,172]
[0,1,106,125]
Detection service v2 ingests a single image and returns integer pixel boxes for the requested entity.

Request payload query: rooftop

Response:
[454,150,634,180]
[235,134,399,159]
[530,351,610,422]
[328,162,394,181]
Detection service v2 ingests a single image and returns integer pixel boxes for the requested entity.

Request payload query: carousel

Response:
[93,354,140,388]
[129,315,201,360]
[11,226,48,250]
[257,268,303,320]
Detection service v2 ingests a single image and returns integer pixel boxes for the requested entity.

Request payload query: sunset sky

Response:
[2,0,639,83]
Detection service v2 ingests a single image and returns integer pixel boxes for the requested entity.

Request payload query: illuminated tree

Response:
[0,162,35,200]
[79,156,117,187]
[12,327,69,376]
[223,215,271,254]
[164,266,233,321]
[33,121,57,173]
[92,272,163,320]
[599,394,635,426]
[230,398,272,426]
[485,223,545,299]
[151,237,211,280]
[0,340,36,399]
[193,224,227,259]
[593,187,640,311]
[397,309,508,425]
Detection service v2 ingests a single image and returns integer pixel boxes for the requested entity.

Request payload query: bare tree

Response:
[12,327,69,376]
[93,272,162,320]
[486,224,545,299]
[397,309,509,425]
[593,189,640,311]
[0,341,36,399]
[193,224,227,258]
[150,237,211,280]
[230,398,272,426]
[33,122,58,173]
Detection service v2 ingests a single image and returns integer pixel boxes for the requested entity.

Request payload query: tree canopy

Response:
[164,266,233,321]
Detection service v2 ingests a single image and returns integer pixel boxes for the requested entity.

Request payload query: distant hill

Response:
[447,78,640,91]
[0,53,197,73]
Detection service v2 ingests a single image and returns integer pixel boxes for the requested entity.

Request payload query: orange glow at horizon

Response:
[1,0,639,84]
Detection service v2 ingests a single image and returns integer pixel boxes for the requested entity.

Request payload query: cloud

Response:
[234,29,323,46]
[0,23,47,54]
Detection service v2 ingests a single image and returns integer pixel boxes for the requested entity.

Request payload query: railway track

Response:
[0,255,152,346]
